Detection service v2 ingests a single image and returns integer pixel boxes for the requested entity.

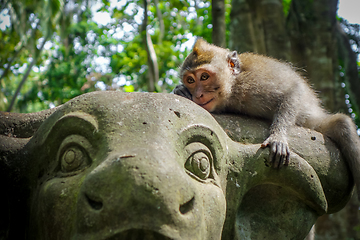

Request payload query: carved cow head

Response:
[0,92,353,240]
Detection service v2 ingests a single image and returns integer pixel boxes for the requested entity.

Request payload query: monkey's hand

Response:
[173,84,192,100]
[261,134,290,169]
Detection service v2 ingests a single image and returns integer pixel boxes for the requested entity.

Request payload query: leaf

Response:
[124,84,135,92]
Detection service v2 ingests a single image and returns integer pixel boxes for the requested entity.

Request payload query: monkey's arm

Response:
[173,84,192,100]
[261,92,299,169]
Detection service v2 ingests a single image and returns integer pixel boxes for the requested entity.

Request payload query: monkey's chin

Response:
[198,98,216,112]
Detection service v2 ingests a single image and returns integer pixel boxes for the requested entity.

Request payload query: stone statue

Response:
[0,91,353,240]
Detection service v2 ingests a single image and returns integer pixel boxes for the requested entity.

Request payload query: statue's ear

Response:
[226,141,328,215]
[227,51,241,75]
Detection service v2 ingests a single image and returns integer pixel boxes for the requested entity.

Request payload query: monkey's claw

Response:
[261,136,290,169]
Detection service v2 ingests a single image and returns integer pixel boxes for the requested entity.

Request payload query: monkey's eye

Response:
[186,76,195,84]
[200,72,210,81]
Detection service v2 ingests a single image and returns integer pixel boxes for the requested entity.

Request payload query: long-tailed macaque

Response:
[174,38,360,200]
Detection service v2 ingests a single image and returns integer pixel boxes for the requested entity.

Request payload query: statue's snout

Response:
[75,148,204,240]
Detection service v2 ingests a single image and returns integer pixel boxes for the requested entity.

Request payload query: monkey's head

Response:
[180,38,241,112]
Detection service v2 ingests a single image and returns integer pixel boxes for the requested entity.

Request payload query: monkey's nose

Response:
[194,92,204,99]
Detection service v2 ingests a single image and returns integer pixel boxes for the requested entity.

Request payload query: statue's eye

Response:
[186,76,195,84]
[185,151,211,180]
[57,135,93,175]
[200,72,209,81]
[184,142,214,181]
[60,146,88,173]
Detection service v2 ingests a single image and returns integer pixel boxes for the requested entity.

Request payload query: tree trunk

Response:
[154,0,164,44]
[7,36,48,112]
[212,0,226,47]
[258,0,290,60]
[286,0,346,112]
[0,20,38,87]
[142,0,159,92]
[229,0,290,61]
[315,194,360,240]
[0,52,19,87]
[229,0,266,54]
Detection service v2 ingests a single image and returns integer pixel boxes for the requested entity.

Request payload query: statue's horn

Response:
[0,107,58,138]
[0,107,58,159]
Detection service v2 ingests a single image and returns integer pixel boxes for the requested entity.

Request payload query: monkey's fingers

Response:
[279,143,290,168]
[270,142,290,169]
[268,143,276,165]
[260,140,269,148]
[284,145,290,166]
[173,84,192,100]
[271,142,283,169]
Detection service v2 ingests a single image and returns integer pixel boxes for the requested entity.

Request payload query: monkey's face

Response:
[182,67,221,112]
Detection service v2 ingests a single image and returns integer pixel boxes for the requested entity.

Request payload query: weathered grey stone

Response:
[0,91,353,240]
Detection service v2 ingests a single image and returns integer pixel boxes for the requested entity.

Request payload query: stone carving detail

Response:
[0,92,353,239]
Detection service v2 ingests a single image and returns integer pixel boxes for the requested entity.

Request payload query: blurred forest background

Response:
[1,0,360,239]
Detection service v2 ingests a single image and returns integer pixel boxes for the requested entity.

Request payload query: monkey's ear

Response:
[193,38,208,55]
[228,51,241,74]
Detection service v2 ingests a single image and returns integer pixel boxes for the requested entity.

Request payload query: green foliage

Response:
[108,0,213,92]
[4,0,356,117]
[0,0,63,112]
[1,0,215,112]
[282,0,292,17]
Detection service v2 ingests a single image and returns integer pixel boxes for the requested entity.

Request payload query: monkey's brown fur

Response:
[175,38,360,200]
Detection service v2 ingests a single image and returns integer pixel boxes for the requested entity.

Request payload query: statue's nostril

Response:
[86,194,103,210]
[179,196,195,215]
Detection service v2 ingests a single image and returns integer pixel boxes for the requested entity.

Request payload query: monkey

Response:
[174,38,360,200]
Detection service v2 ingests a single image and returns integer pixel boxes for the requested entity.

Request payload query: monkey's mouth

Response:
[198,98,214,107]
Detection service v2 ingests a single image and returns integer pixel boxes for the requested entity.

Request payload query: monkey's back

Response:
[227,52,325,127]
